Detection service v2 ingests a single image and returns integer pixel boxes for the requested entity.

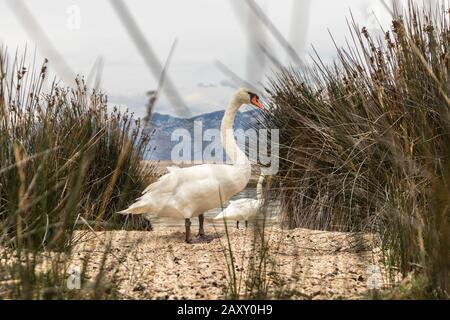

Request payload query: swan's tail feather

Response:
[117,208,145,215]
[117,200,151,215]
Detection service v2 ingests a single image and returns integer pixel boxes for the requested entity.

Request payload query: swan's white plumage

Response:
[213,174,265,223]
[214,198,263,222]
[118,88,256,221]
[121,163,250,219]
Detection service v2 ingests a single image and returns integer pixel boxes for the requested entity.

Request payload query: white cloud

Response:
[2,0,439,116]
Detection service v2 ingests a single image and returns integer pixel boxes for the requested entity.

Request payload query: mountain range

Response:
[145,109,263,161]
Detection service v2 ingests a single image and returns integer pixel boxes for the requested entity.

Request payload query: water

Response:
[150,187,279,228]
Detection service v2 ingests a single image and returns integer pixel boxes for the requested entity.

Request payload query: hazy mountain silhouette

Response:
[146,109,263,161]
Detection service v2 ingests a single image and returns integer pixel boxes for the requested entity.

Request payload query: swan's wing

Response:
[141,170,179,195]
[226,199,261,220]
[137,163,249,219]
[214,207,244,221]
[142,163,243,196]
[214,198,257,221]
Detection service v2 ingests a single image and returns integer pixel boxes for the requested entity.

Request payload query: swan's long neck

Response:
[221,96,250,167]
[256,174,265,200]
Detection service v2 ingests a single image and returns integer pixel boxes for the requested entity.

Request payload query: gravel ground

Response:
[67,225,384,300]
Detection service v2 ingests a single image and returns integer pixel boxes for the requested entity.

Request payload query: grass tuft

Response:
[264,4,450,298]
[0,49,157,299]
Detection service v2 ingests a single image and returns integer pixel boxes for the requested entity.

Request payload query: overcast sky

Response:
[0,0,441,117]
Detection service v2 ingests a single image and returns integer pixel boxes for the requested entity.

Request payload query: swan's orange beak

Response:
[251,96,263,109]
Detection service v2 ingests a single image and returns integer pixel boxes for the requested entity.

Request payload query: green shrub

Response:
[0,50,156,251]
[265,5,449,298]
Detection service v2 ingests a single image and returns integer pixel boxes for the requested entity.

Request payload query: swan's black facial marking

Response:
[247,91,263,109]
[247,92,260,101]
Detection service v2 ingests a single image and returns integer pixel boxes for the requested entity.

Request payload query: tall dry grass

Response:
[265,5,449,298]
[0,49,157,298]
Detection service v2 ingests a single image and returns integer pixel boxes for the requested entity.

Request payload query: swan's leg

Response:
[198,214,205,237]
[236,221,240,229]
[245,220,248,228]
[185,218,192,243]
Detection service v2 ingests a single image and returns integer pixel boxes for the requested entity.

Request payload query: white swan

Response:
[213,174,265,229]
[118,88,263,243]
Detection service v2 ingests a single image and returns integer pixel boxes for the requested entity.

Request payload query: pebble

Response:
[41,228,383,300]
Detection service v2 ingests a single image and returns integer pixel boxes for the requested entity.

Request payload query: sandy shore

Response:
[68,226,383,300]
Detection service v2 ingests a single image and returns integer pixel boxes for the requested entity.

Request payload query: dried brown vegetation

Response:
[0,48,158,298]
[265,5,450,298]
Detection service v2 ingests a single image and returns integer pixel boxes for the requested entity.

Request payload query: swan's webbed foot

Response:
[186,214,216,244]
[191,234,214,244]
[196,233,207,239]
[245,220,248,228]
[236,221,240,229]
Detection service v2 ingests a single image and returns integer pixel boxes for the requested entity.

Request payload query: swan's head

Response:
[234,87,263,110]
